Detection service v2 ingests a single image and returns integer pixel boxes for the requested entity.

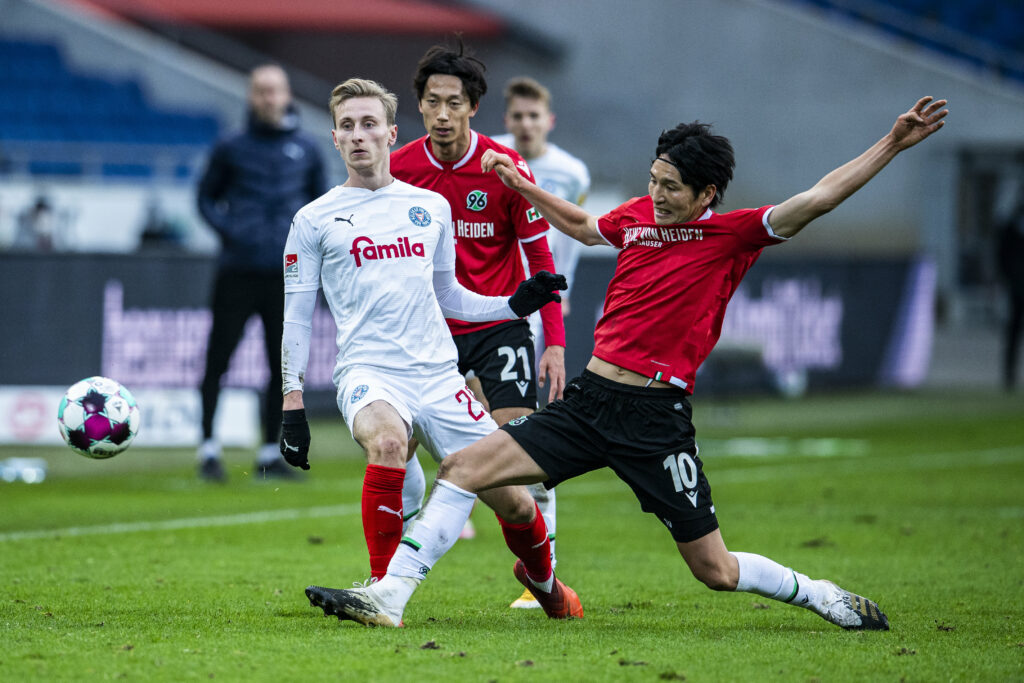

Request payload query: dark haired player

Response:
[306,96,947,630]
[387,44,567,585]
[393,45,565,420]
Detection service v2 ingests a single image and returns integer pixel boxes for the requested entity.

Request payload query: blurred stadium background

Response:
[2,0,1023,450]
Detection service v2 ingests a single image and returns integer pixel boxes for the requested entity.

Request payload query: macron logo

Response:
[349,235,425,267]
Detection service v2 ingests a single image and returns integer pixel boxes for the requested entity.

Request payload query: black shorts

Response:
[499,370,718,543]
[453,319,537,411]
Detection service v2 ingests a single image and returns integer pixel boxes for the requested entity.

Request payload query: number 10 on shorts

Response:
[663,451,700,508]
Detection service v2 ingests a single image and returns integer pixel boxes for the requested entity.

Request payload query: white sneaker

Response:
[305,576,414,627]
[814,580,890,630]
[306,583,398,627]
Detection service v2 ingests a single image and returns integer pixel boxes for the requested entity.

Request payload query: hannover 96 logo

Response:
[466,190,488,211]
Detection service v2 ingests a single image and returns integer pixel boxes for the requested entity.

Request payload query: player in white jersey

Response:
[492,76,590,608]
[278,79,582,621]
[494,77,590,320]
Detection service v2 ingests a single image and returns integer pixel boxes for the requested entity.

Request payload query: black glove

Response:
[508,270,568,317]
[280,409,311,470]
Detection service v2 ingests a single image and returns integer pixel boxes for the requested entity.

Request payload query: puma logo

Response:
[335,214,355,226]
[377,505,403,519]
[282,439,300,452]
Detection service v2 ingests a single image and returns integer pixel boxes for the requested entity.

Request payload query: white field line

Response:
[0,503,361,543]
[2,445,1021,543]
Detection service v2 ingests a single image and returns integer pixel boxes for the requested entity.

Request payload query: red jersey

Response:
[595,196,785,393]
[391,131,565,345]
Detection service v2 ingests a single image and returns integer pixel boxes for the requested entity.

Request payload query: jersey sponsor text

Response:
[349,235,425,267]
[456,219,495,239]
[622,224,704,248]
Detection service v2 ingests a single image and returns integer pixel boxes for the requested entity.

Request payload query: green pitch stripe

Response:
[0,503,361,543]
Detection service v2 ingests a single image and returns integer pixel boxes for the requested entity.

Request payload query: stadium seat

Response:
[790,0,1023,84]
[0,37,221,178]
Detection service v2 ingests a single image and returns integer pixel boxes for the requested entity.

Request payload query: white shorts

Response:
[337,366,498,463]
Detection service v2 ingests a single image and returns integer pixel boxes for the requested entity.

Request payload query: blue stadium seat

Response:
[0,37,221,178]
[789,0,1023,84]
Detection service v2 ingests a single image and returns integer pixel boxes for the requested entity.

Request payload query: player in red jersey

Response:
[318,96,947,630]
[389,44,567,590]
[391,44,566,418]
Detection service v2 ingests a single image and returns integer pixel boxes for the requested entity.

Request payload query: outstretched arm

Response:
[769,96,948,239]
[482,150,605,246]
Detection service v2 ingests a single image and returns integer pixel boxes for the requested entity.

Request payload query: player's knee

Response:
[367,435,407,468]
[499,489,537,524]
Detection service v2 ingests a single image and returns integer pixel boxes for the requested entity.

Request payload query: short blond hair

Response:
[503,76,551,109]
[329,78,397,126]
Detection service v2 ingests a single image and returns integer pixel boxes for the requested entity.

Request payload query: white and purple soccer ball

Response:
[57,376,140,459]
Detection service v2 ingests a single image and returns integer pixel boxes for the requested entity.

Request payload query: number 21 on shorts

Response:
[497,345,531,381]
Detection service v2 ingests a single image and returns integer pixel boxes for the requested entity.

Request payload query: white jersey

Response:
[284,179,459,387]
[492,135,590,296]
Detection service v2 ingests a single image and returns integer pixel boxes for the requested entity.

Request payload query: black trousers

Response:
[1006,292,1024,389]
[200,269,284,445]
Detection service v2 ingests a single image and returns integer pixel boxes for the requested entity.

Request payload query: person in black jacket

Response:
[196,63,327,481]
[998,196,1024,391]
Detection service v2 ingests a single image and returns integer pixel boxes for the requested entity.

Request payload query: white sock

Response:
[731,552,821,608]
[366,574,419,625]
[527,572,555,594]
[198,438,221,461]
[402,455,426,535]
[257,443,280,465]
[388,479,477,581]
[528,482,556,569]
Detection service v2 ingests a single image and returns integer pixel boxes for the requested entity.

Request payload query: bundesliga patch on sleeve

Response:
[284,253,299,282]
[526,206,542,223]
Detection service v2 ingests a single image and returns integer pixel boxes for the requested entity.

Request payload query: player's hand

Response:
[280,409,311,470]
[481,150,526,191]
[889,96,947,151]
[508,271,567,317]
[538,345,566,402]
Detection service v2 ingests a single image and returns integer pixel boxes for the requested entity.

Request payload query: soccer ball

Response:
[57,376,140,459]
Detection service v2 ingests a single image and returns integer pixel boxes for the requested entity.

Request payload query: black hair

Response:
[413,41,488,107]
[655,122,734,208]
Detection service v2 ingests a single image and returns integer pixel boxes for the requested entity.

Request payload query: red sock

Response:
[497,502,552,583]
[361,464,406,580]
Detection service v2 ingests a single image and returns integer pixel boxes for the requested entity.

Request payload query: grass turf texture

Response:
[1,390,1022,681]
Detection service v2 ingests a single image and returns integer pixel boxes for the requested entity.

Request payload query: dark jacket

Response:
[197,106,327,272]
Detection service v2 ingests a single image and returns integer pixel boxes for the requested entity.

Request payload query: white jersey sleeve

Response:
[281,213,322,394]
[433,268,516,321]
[283,213,322,293]
[432,200,457,272]
[281,290,316,394]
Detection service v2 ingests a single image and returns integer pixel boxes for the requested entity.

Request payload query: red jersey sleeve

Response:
[597,196,649,249]
[506,151,551,243]
[731,205,784,248]
[521,234,565,347]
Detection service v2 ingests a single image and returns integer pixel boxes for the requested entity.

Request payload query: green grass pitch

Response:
[2,390,1022,681]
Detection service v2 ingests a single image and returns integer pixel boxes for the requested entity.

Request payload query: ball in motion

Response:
[57,376,140,458]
